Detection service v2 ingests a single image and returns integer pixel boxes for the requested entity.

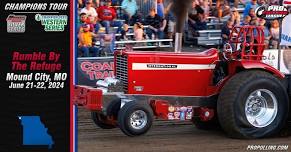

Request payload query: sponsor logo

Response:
[168,106,175,112]
[256,5,289,20]
[35,14,67,32]
[281,34,291,43]
[262,50,279,70]
[6,14,26,33]
[174,112,180,119]
[168,113,174,120]
[180,106,187,112]
[180,111,185,120]
[187,106,193,112]
[186,112,192,120]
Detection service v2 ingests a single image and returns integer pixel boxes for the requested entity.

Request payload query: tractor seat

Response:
[187,48,219,64]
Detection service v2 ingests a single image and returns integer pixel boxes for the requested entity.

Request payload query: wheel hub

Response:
[245,89,278,128]
[130,110,147,130]
[247,97,266,116]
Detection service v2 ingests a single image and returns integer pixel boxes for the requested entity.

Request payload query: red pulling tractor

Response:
[74,26,290,138]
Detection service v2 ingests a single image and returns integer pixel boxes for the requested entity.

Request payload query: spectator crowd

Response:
[77,0,286,57]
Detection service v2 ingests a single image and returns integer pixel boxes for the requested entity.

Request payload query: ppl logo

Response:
[256,5,289,20]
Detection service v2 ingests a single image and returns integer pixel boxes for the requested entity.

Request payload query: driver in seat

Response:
[221,20,234,47]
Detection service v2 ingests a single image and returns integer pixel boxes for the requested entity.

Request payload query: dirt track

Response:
[78,108,291,152]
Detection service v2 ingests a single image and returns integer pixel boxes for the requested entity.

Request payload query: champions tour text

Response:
[4,3,68,11]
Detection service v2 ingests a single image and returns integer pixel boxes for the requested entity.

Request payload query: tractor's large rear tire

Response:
[118,101,154,137]
[91,112,116,129]
[217,70,289,139]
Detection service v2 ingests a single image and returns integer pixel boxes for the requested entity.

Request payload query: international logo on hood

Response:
[256,5,289,20]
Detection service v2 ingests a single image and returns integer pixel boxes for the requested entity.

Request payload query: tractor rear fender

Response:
[229,60,285,79]
[226,61,291,121]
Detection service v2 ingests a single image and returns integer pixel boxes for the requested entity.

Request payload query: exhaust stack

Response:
[172,0,192,53]
[175,33,183,53]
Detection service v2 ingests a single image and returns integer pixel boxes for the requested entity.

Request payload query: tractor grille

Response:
[116,55,128,92]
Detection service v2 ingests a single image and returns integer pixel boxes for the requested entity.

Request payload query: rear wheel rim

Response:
[245,89,278,128]
[130,110,147,130]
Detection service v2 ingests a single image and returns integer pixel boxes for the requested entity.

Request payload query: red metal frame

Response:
[73,85,103,111]
[229,26,265,60]
[150,100,169,119]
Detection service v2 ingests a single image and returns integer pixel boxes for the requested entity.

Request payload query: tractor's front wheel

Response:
[217,70,289,138]
[118,101,154,136]
[91,112,116,129]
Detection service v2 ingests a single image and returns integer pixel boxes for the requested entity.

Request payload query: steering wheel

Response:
[222,43,233,61]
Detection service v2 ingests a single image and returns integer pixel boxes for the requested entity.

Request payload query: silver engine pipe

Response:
[175,33,183,53]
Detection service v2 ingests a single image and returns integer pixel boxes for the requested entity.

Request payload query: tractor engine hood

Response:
[113,49,219,96]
